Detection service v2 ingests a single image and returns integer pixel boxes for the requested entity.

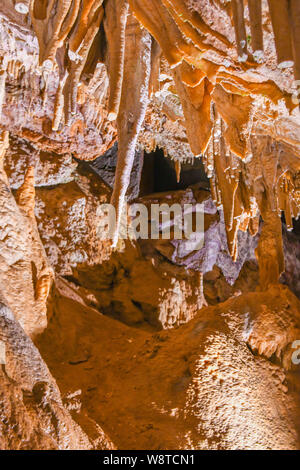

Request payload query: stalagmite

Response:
[110,12,151,246]
[231,0,248,62]
[267,0,294,68]
[104,0,129,121]
[248,0,264,61]
[16,166,36,218]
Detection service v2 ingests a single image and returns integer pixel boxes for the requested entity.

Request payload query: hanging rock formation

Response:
[0,0,300,451]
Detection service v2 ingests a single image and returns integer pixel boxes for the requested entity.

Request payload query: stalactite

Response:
[104,0,129,121]
[260,137,278,212]
[289,0,300,82]
[216,71,293,111]
[212,84,253,159]
[152,0,201,65]
[278,172,294,230]
[172,68,213,155]
[8,60,14,79]
[41,70,49,110]
[213,119,240,259]
[0,69,6,119]
[110,12,151,247]
[175,160,181,183]
[129,0,187,67]
[0,130,9,170]
[63,1,104,124]
[13,60,22,80]
[292,172,300,218]
[249,215,260,236]
[195,271,207,310]
[52,75,67,131]
[209,114,258,262]
[180,61,205,88]
[10,0,300,290]
[248,0,264,61]
[231,0,248,62]
[16,166,36,218]
[267,0,294,68]
[162,0,232,48]
[30,0,81,65]
[14,2,30,14]
[255,208,285,290]
[205,139,215,178]
[209,176,218,205]
[69,0,103,52]
[149,40,161,95]
[197,59,220,86]
[35,267,54,303]
[163,0,228,59]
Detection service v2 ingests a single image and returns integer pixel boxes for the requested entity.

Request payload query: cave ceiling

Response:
[0,0,300,278]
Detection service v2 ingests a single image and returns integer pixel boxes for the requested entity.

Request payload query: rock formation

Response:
[0,0,300,450]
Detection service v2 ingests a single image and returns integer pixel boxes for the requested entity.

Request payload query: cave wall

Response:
[0,0,300,451]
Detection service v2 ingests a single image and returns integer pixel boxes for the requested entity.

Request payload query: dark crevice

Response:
[140,148,209,196]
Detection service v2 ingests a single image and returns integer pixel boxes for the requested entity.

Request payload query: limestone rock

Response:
[0,0,300,451]
[35,279,300,450]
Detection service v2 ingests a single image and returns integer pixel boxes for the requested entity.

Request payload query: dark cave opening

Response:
[281,212,300,236]
[86,145,210,199]
[139,148,209,196]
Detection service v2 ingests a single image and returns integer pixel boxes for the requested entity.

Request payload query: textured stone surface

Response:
[5,135,78,189]
[0,301,115,450]
[35,164,112,275]
[0,139,51,336]
[85,142,144,201]
[36,279,300,450]
[0,0,300,451]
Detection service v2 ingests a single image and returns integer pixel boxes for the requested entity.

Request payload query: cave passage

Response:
[140,148,209,196]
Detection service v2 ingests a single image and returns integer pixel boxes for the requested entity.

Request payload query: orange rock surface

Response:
[0,0,299,450]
